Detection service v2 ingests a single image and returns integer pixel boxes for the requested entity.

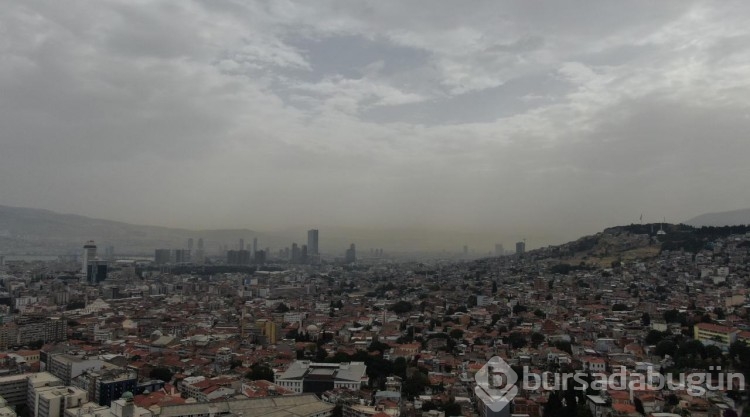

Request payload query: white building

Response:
[275,361,368,394]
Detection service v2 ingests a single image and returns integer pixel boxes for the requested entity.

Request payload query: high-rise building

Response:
[82,241,97,274]
[495,244,504,256]
[154,249,171,265]
[307,229,319,256]
[253,238,258,255]
[254,250,266,265]
[195,238,204,264]
[173,249,190,264]
[345,244,356,263]
[187,238,194,253]
[86,260,108,285]
[104,245,115,261]
[239,239,245,251]
[291,243,300,263]
[516,241,526,255]
[227,250,251,265]
[463,245,469,256]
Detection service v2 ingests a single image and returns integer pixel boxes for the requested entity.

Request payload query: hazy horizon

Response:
[2,1,750,249]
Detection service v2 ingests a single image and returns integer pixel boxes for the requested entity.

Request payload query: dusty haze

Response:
[1,1,750,249]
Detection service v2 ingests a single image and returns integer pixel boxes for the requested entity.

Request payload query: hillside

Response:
[523,223,750,267]
[685,208,750,227]
[0,205,273,255]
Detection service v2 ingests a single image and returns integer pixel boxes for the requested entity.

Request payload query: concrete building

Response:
[694,322,738,350]
[0,317,66,349]
[154,394,332,417]
[307,230,319,256]
[46,354,106,386]
[33,387,87,417]
[0,374,31,406]
[28,373,64,416]
[255,319,278,345]
[73,368,137,406]
[275,361,368,394]
[82,241,97,274]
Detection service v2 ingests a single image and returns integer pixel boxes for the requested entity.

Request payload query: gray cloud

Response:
[1,0,750,250]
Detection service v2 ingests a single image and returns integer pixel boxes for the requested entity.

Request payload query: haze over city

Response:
[2,1,750,248]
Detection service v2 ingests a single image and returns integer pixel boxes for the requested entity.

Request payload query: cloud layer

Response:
[2,0,749,249]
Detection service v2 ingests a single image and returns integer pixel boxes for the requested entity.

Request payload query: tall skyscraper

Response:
[87,260,108,285]
[495,244,504,256]
[154,249,171,265]
[307,229,319,256]
[82,241,97,274]
[345,243,356,263]
[194,238,205,263]
[239,238,245,251]
[515,241,526,255]
[253,238,258,255]
[187,238,194,253]
[291,243,300,263]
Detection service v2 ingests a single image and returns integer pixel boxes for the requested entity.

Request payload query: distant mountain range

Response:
[0,205,275,256]
[685,208,750,227]
[0,205,501,256]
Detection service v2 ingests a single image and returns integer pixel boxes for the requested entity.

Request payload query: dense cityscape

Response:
[0,224,748,417]
[4,1,750,417]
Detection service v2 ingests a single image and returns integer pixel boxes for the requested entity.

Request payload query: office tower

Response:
[194,238,204,264]
[239,238,245,251]
[227,250,251,265]
[301,244,308,264]
[174,249,190,263]
[254,250,266,264]
[495,244,504,256]
[345,243,356,263]
[463,245,468,256]
[516,240,526,255]
[154,249,171,265]
[82,241,97,274]
[187,238,194,253]
[253,238,258,255]
[103,245,115,261]
[307,229,319,256]
[291,243,300,263]
[87,260,108,284]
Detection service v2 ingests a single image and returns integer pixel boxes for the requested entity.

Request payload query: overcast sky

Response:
[1,1,749,249]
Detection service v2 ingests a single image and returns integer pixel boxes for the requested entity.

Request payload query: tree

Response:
[393,357,407,379]
[246,363,275,381]
[512,304,527,315]
[389,301,413,314]
[443,399,462,416]
[507,332,527,349]
[654,339,677,358]
[645,330,664,345]
[634,397,645,415]
[275,303,290,313]
[531,332,545,348]
[641,312,651,326]
[149,367,174,382]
